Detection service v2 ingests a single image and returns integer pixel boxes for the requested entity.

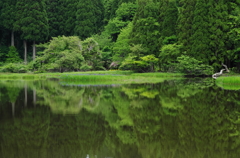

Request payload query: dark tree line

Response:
[0,0,240,73]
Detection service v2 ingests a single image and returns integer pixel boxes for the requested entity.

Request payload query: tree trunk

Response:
[11,31,14,46]
[24,84,27,107]
[33,89,36,107]
[11,102,15,117]
[24,40,27,64]
[33,40,36,60]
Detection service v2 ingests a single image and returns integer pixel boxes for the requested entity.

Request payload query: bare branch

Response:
[212,69,225,79]
[222,63,230,72]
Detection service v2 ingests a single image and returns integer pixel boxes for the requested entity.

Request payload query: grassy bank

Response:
[0,71,184,83]
[0,71,130,79]
[216,76,240,90]
[59,72,184,82]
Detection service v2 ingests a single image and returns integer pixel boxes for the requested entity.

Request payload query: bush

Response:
[173,55,213,76]
[119,55,147,72]
[119,54,158,72]
[34,36,103,72]
[5,46,21,63]
[159,44,182,71]
[0,63,28,73]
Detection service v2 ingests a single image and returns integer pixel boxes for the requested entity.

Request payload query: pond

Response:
[0,78,240,158]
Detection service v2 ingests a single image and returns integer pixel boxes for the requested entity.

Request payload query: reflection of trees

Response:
[81,87,102,110]
[0,81,23,117]
[36,81,85,114]
[2,78,240,158]
[0,82,10,120]
[0,106,50,158]
[36,81,104,114]
[105,79,240,158]
[47,109,106,158]
[176,87,240,158]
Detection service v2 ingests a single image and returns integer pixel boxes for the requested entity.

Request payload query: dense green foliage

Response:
[1,0,240,74]
[32,36,104,72]
[75,0,104,39]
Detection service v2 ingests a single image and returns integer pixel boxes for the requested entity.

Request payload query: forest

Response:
[0,0,240,75]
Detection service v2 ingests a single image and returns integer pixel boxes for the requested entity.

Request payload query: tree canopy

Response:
[0,0,240,73]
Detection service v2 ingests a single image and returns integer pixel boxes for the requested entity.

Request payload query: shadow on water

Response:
[1,78,240,158]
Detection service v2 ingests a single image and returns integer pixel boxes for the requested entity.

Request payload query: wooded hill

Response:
[0,0,240,74]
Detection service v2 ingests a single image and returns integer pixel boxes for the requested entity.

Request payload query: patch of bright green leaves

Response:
[32,36,104,72]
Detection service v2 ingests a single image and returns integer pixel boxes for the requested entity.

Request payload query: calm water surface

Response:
[0,78,240,158]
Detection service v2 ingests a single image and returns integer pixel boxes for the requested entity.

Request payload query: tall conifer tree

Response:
[130,0,161,56]
[161,0,178,37]
[103,0,114,22]
[104,0,136,22]
[207,0,229,68]
[47,0,76,37]
[226,0,240,69]
[14,0,49,62]
[159,0,178,45]
[75,0,104,39]
[190,0,211,63]
[1,0,17,46]
[0,0,4,45]
[177,0,196,52]
[46,0,61,37]
[64,0,79,36]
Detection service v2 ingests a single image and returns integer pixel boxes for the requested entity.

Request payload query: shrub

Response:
[174,55,213,76]
[119,54,158,72]
[0,63,28,73]
[5,46,21,63]
[34,36,104,72]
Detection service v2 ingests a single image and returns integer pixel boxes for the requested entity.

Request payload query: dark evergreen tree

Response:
[47,0,77,37]
[75,0,104,39]
[190,0,211,63]
[116,2,137,22]
[0,1,14,55]
[177,0,196,52]
[104,0,136,23]
[0,0,5,46]
[109,0,119,19]
[160,0,178,39]
[104,2,137,42]
[14,0,49,62]
[64,0,79,36]
[130,0,161,56]
[94,0,105,31]
[1,0,17,46]
[226,0,240,70]
[46,0,62,37]
[103,0,114,23]
[207,0,229,69]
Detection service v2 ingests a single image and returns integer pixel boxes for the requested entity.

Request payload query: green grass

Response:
[131,72,184,77]
[59,72,184,82]
[59,72,184,85]
[0,70,132,79]
[216,76,240,90]
[0,73,47,80]
[0,71,184,82]
[60,78,168,86]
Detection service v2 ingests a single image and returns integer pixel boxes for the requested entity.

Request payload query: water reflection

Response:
[1,78,240,158]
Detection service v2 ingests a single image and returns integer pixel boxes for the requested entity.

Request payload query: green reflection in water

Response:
[1,78,240,158]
